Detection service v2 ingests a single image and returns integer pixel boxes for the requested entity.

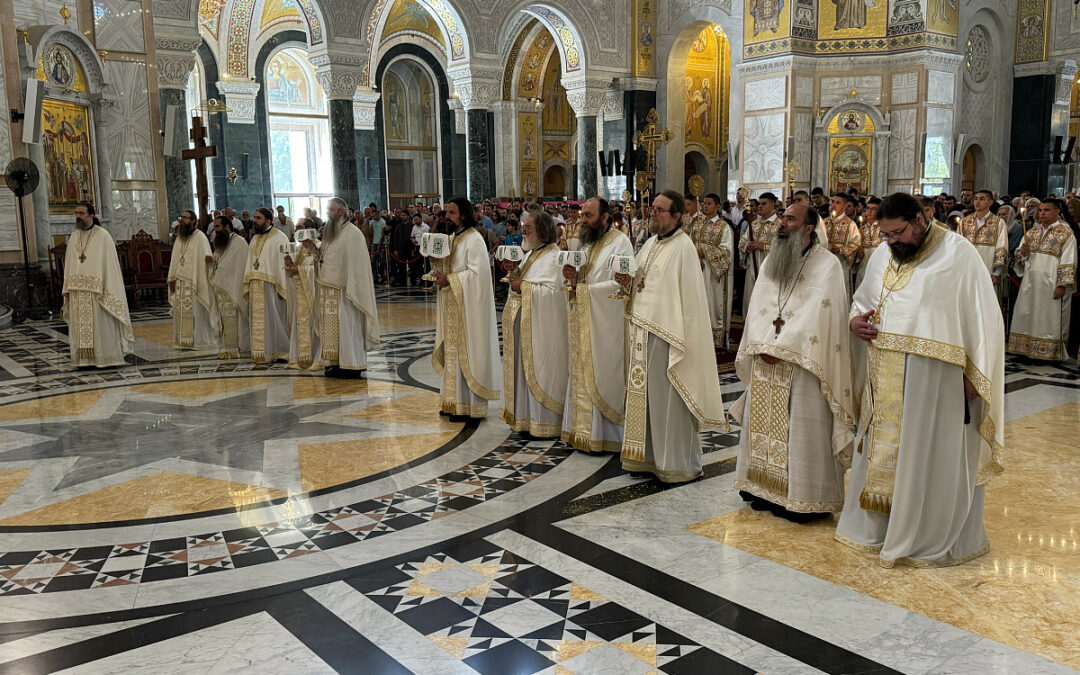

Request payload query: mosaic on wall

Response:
[685,26,729,158]
[541,53,574,134]
[383,0,447,48]
[518,30,554,99]
[519,113,540,199]
[265,49,320,112]
[745,0,790,45]
[36,45,88,93]
[41,99,96,214]
[633,0,657,77]
[829,136,871,195]
[1015,0,1049,64]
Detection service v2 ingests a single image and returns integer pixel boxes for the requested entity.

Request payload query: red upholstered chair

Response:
[126,230,168,305]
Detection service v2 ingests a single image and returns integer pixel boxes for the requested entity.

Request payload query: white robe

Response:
[695,216,734,349]
[314,224,380,371]
[738,214,778,314]
[211,233,251,359]
[288,250,321,369]
[824,214,861,295]
[621,228,727,483]
[1008,221,1076,361]
[501,244,568,437]
[244,228,291,363]
[433,227,501,418]
[62,226,134,368]
[168,230,218,350]
[562,228,635,453]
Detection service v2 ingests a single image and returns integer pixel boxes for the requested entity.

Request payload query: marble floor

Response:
[0,286,1076,674]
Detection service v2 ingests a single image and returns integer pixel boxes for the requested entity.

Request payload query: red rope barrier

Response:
[386,249,423,264]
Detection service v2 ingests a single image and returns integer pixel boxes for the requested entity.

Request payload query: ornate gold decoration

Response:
[59,3,71,25]
[633,108,672,190]
[687,175,705,199]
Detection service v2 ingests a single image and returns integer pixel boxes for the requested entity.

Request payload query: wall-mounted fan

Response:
[4,157,41,322]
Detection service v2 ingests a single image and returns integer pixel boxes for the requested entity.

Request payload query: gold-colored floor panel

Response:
[0,472,288,526]
[129,377,281,399]
[0,390,106,422]
[131,320,179,348]
[378,302,437,330]
[689,402,1080,669]
[0,468,32,508]
[298,431,461,493]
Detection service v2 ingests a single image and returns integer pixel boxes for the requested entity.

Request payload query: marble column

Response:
[314,61,364,209]
[1009,61,1076,196]
[352,89,382,208]
[448,68,500,202]
[155,39,200,223]
[466,109,492,201]
[565,79,610,201]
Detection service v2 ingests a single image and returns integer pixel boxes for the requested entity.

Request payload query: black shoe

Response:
[438,409,452,417]
[772,507,831,524]
[739,490,757,502]
[448,414,470,423]
[324,366,345,379]
[749,497,773,511]
[628,471,652,479]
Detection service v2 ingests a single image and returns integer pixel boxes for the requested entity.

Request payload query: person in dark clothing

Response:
[390,216,413,286]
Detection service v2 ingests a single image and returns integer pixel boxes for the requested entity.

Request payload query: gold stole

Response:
[248,234,272,362]
[861,345,906,514]
[318,290,339,364]
[216,288,240,359]
[293,249,318,368]
[70,291,96,361]
[175,279,195,348]
[501,244,556,427]
[746,357,795,496]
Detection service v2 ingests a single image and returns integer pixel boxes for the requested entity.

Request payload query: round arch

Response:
[684,149,710,194]
[519,4,586,79]
[811,99,891,197]
[367,0,472,85]
[219,0,327,78]
[959,141,985,191]
[380,54,446,208]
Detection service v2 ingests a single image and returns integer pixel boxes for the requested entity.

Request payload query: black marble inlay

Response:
[577,114,598,200]
[467,109,492,201]
[1008,74,1067,197]
[329,98,360,208]
[158,88,194,222]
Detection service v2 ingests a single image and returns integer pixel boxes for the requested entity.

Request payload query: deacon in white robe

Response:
[824,194,862,294]
[62,203,134,368]
[958,192,1008,287]
[853,199,881,291]
[243,208,291,363]
[501,212,568,437]
[433,200,502,418]
[616,191,727,483]
[167,211,218,350]
[839,193,1005,568]
[731,204,856,520]
[1008,199,1076,361]
[311,201,380,375]
[209,219,250,359]
[693,195,735,349]
[285,244,321,369]
[739,194,780,313]
[562,199,635,453]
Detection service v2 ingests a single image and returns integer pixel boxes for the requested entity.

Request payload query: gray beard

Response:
[323,218,345,244]
[766,230,806,288]
[522,235,541,251]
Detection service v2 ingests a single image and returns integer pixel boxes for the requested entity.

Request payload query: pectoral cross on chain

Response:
[79,253,86,263]
[773,315,785,335]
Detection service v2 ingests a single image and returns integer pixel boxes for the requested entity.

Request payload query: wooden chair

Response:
[126,230,168,306]
[47,244,66,308]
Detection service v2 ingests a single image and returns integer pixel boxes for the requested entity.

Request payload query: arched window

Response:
[184,57,215,209]
[382,58,441,209]
[266,47,332,220]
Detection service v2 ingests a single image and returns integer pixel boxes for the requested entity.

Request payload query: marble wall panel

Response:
[891,72,918,105]
[0,192,18,252]
[577,115,598,199]
[888,108,916,179]
[925,107,954,182]
[927,70,955,104]
[793,112,812,182]
[103,61,156,181]
[0,24,15,251]
[745,76,787,111]
[94,0,145,53]
[821,76,881,106]
[466,109,491,201]
[795,77,814,108]
[743,113,785,184]
[111,190,158,240]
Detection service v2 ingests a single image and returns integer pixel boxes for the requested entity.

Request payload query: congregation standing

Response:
[61,178,1077,569]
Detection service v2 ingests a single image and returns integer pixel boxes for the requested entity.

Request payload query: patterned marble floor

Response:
[0,287,1076,674]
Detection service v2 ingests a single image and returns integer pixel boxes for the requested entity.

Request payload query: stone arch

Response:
[656,5,742,197]
[542,160,571,198]
[500,17,541,101]
[812,100,890,197]
[958,140,986,192]
[367,0,472,84]
[27,26,107,93]
[257,33,317,205]
[519,4,586,78]
[217,0,327,78]
[380,54,446,207]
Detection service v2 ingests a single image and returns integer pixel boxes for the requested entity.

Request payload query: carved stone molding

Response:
[216,79,261,125]
[154,36,202,54]
[602,80,624,121]
[623,77,658,92]
[156,51,197,90]
[316,67,364,100]
[449,68,502,110]
[353,88,381,130]
[448,97,467,134]
[564,78,611,117]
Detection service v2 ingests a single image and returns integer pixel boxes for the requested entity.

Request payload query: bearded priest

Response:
[168,209,218,350]
[1008,198,1076,361]
[731,203,856,522]
[210,215,250,359]
[62,201,134,368]
[562,197,635,453]
[615,190,727,483]
[433,198,501,419]
[839,192,1005,568]
[311,198,380,376]
[501,210,568,436]
[244,207,291,363]
[284,223,321,370]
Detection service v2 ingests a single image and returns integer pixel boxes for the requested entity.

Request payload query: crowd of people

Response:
[61,178,1076,570]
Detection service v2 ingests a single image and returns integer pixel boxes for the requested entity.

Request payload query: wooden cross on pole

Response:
[633,108,672,193]
[182,115,218,228]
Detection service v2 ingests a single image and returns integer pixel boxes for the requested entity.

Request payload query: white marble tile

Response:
[890,72,918,105]
[888,108,917,179]
[102,62,155,182]
[0,616,166,664]
[795,76,814,108]
[1004,384,1080,422]
[204,612,335,674]
[745,76,787,111]
[927,70,955,105]
[821,76,881,106]
[93,0,145,52]
[0,584,139,622]
[929,636,1075,675]
[742,113,785,184]
[305,582,475,674]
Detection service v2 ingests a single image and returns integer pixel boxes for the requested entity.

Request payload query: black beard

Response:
[255,223,271,235]
[178,224,194,238]
[76,220,93,231]
[889,225,929,264]
[214,230,231,249]
[580,222,606,245]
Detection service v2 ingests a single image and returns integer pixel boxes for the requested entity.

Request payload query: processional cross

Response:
[182,115,218,228]
[633,108,672,192]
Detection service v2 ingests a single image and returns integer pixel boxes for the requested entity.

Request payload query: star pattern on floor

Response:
[354,541,731,674]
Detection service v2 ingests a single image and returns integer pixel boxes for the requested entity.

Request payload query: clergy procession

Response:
[58,178,1076,572]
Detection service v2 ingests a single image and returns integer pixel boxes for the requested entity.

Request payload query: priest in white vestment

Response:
[433,198,501,419]
[694,194,735,349]
[853,198,881,290]
[824,193,862,294]
[839,193,1005,568]
[62,201,134,368]
[167,210,218,350]
[739,193,780,314]
[501,211,568,437]
[615,191,727,483]
[732,203,856,521]
[562,198,635,453]
[1008,199,1076,361]
[284,240,321,369]
[243,208,291,363]
[311,199,380,376]
[210,217,250,359]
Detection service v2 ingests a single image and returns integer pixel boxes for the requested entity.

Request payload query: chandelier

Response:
[199,0,228,22]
